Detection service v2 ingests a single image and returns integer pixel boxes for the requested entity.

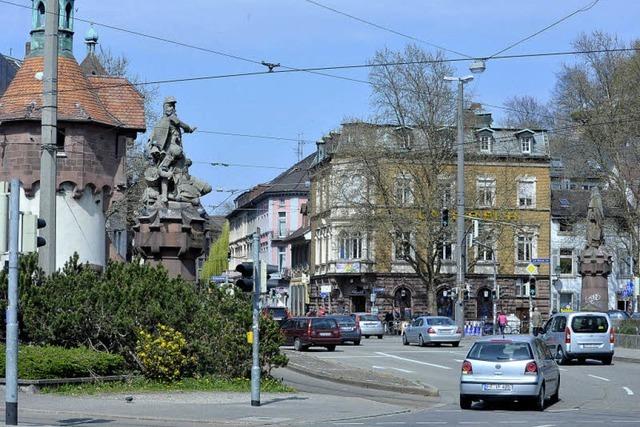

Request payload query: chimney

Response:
[24,41,31,57]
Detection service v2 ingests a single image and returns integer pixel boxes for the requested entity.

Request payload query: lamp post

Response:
[444,74,474,334]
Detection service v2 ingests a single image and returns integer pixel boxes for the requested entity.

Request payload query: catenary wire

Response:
[302,0,473,59]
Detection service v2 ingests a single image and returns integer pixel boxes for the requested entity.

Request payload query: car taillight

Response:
[565,327,571,344]
[308,323,313,336]
[525,361,538,375]
[461,360,473,375]
[610,328,615,344]
[427,327,436,334]
[456,327,462,334]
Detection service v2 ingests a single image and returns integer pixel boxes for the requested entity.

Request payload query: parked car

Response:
[263,306,289,325]
[631,312,640,320]
[607,309,630,329]
[280,317,341,351]
[459,335,560,411]
[403,316,461,347]
[540,311,614,365]
[328,315,361,345]
[351,313,384,339]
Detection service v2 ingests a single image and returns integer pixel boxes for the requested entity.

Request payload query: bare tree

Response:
[502,95,553,129]
[552,31,640,267]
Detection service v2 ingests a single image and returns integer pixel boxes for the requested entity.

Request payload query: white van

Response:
[540,312,614,365]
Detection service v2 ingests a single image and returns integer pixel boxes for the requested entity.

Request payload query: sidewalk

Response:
[3,390,412,426]
[614,346,640,364]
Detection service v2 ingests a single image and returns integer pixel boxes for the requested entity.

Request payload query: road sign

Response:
[320,292,328,299]
[320,285,331,294]
[531,258,550,264]
[526,263,538,275]
[373,287,385,293]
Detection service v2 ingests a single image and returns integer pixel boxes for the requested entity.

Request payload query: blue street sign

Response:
[373,287,385,293]
[320,292,328,299]
[531,258,550,264]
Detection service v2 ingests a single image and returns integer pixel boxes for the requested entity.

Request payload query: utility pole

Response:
[39,0,59,274]
[5,178,20,425]
[251,228,261,407]
[297,133,304,162]
[445,75,473,334]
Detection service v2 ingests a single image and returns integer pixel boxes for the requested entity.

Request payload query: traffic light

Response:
[463,289,470,301]
[529,278,536,297]
[491,290,497,300]
[21,213,46,253]
[235,262,255,292]
[441,208,449,227]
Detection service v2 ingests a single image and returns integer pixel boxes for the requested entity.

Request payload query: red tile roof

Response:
[0,55,145,131]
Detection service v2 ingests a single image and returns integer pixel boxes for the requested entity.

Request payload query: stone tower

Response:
[0,0,146,270]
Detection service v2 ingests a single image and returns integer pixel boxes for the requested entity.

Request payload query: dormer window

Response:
[480,135,491,152]
[394,126,413,150]
[521,136,532,154]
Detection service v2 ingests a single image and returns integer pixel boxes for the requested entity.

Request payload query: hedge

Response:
[0,344,125,380]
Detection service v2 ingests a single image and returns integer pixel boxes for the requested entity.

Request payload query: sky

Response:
[1,0,639,214]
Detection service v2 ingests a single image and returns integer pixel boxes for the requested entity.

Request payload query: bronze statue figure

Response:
[585,186,605,249]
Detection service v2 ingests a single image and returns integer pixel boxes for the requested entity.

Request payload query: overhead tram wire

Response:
[302,0,473,59]
[0,0,369,86]
[488,0,601,58]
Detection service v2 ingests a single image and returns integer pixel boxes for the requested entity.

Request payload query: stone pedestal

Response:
[579,247,612,312]
[133,202,207,282]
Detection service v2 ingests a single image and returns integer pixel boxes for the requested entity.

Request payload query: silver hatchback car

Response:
[403,316,461,347]
[459,335,560,411]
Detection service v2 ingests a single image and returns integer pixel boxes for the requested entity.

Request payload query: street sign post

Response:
[531,258,550,264]
[526,263,538,275]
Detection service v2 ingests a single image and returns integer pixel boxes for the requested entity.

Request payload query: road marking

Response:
[317,355,387,359]
[415,423,447,425]
[588,374,610,382]
[547,408,579,412]
[558,368,568,372]
[375,423,406,425]
[460,422,488,425]
[372,365,386,370]
[532,425,556,427]
[334,424,365,426]
[610,422,640,424]
[499,422,525,424]
[392,367,414,373]
[454,359,464,362]
[375,352,452,370]
[624,386,634,395]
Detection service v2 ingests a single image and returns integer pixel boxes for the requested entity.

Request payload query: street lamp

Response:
[444,74,474,335]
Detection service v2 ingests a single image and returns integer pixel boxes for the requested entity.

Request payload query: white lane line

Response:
[454,359,464,362]
[392,367,414,373]
[375,423,406,425]
[588,374,610,382]
[460,422,488,425]
[624,386,634,395]
[376,352,452,370]
[317,355,386,359]
[415,423,447,425]
[499,422,526,425]
[559,367,568,372]
[371,365,386,370]
[532,425,556,427]
[610,422,640,424]
[334,424,365,426]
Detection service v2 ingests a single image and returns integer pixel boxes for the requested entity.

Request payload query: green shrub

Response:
[618,319,640,335]
[0,344,124,380]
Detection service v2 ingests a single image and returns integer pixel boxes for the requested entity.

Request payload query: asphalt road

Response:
[291,335,640,426]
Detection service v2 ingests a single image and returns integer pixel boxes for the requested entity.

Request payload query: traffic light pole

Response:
[6,178,20,425]
[251,228,261,407]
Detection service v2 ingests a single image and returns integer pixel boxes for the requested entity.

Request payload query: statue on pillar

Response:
[134,96,212,281]
[579,187,612,312]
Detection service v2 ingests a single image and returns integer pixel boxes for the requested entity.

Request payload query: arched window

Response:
[36,2,45,28]
[63,2,72,29]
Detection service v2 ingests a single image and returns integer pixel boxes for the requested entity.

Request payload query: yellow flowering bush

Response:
[135,324,194,381]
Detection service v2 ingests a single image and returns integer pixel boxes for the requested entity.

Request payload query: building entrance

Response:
[351,295,366,312]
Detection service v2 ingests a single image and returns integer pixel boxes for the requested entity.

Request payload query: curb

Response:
[614,356,640,364]
[285,361,439,397]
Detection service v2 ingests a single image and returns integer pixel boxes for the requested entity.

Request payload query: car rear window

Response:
[428,317,454,326]
[359,315,380,322]
[268,308,286,318]
[312,318,337,329]
[468,342,533,361]
[571,315,608,333]
[332,317,355,327]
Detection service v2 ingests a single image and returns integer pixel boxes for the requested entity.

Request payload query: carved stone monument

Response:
[579,187,612,311]
[133,97,212,281]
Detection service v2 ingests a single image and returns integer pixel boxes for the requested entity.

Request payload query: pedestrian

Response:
[497,311,508,335]
[531,306,542,336]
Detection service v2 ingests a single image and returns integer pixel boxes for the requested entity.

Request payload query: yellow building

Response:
[309,112,551,329]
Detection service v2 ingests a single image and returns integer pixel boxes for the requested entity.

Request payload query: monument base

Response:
[133,203,207,282]
[579,247,611,312]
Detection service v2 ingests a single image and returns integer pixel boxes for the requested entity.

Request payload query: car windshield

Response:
[359,315,380,322]
[427,317,454,326]
[268,308,286,318]
[572,315,608,333]
[312,318,337,329]
[332,317,355,327]
[468,341,533,361]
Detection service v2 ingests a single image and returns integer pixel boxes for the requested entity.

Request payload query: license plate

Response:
[583,344,600,348]
[440,329,453,334]
[319,332,331,336]
[482,384,513,391]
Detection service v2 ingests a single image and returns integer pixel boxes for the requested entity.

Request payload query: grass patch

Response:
[40,376,295,395]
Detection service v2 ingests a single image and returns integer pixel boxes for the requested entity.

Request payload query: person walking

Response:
[497,311,508,335]
[531,307,542,336]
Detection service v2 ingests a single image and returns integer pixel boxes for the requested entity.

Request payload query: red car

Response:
[280,317,341,351]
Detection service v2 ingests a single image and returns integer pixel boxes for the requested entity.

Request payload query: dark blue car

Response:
[328,316,361,345]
